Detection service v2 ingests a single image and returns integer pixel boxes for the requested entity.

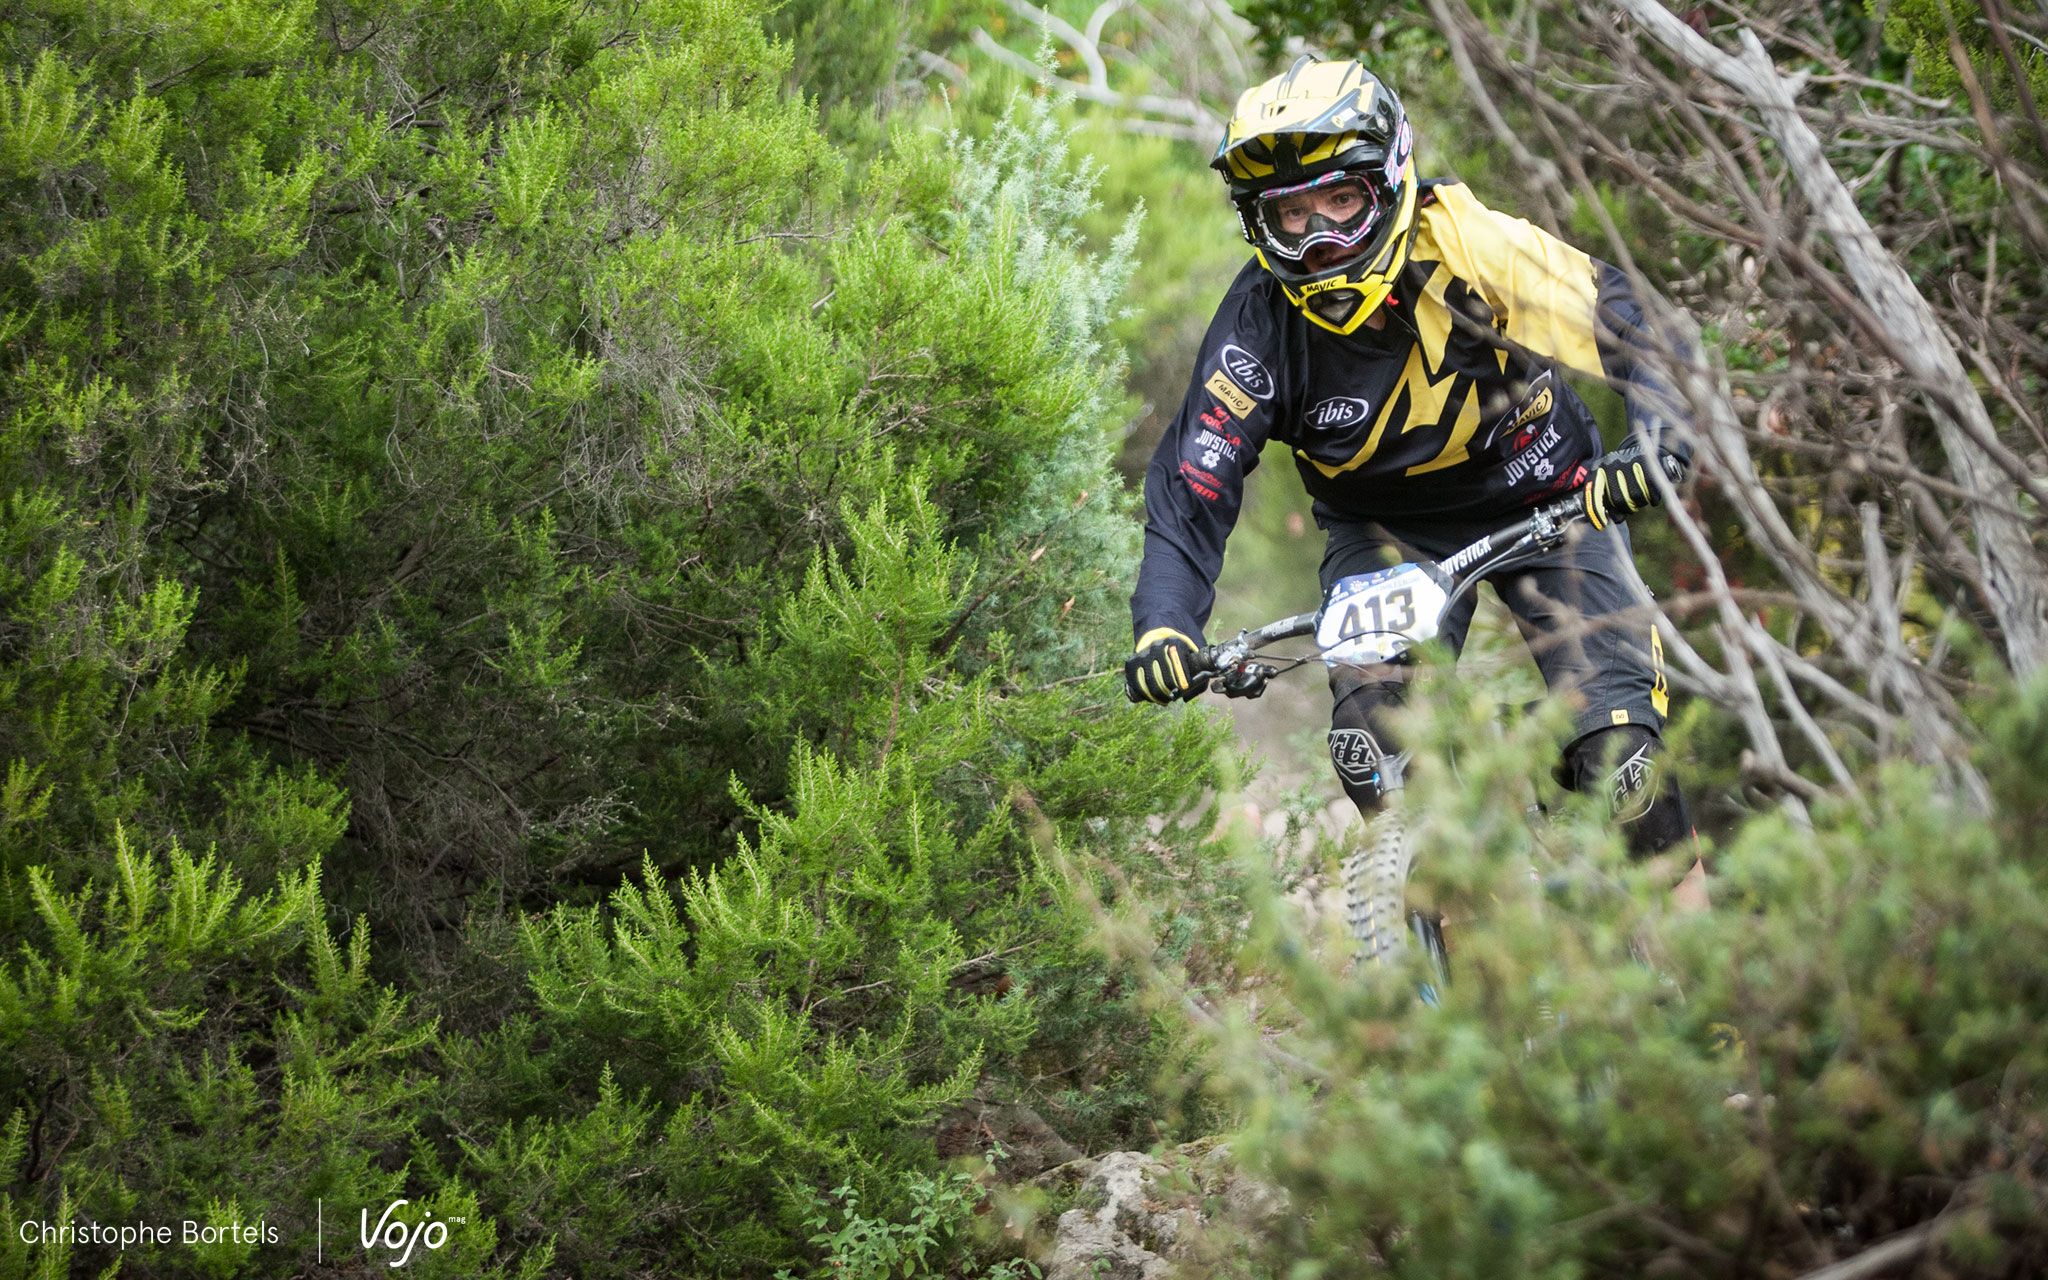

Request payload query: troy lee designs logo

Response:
[1328,727,1386,786]
[1385,119,1412,188]
[1218,344,1274,400]
[1609,743,1658,821]
[1306,395,1370,430]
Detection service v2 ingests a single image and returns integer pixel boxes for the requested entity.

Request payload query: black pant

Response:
[1317,514,1690,856]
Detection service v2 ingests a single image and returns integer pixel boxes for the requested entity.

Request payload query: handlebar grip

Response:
[1538,492,1588,527]
[1539,449,1687,533]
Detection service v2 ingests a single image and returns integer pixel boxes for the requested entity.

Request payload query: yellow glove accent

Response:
[1129,627,1201,703]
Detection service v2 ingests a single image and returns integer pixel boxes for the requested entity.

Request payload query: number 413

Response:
[1340,586,1416,638]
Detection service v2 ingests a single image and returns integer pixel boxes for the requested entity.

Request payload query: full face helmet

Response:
[1213,56,1416,335]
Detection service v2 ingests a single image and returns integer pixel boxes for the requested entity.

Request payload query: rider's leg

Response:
[1558,722,1691,858]
[1559,722,1707,909]
[1493,524,1704,895]
[1328,667,1410,814]
[1318,519,1481,818]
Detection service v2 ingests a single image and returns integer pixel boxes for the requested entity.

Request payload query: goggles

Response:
[1251,170,1388,263]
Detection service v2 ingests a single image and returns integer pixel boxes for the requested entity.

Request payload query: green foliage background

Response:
[0,0,1252,1274]
[6,0,2045,1274]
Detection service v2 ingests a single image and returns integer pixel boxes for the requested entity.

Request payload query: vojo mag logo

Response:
[1306,396,1370,430]
[359,1199,459,1268]
[1218,344,1274,400]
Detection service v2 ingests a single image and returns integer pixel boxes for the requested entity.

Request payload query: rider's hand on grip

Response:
[1582,445,1685,530]
[1125,627,1209,703]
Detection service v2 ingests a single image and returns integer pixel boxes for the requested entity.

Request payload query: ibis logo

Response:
[1306,396,1370,430]
[1218,344,1274,400]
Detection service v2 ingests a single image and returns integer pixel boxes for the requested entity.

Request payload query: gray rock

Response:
[1045,1209,1172,1280]
[1034,1145,1286,1279]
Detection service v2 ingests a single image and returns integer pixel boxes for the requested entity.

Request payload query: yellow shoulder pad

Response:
[1410,184,1604,378]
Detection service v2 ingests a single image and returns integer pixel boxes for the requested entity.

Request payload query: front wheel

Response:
[1342,807,1449,988]
[1342,807,1413,964]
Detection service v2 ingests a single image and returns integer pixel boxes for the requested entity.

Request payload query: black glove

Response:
[1582,444,1686,530]
[1124,627,1208,704]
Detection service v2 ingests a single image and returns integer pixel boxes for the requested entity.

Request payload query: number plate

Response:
[1316,564,1449,665]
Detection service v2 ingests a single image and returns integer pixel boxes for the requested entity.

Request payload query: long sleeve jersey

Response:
[1132,180,1691,644]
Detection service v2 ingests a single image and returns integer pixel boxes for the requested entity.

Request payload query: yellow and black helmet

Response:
[1213,56,1416,335]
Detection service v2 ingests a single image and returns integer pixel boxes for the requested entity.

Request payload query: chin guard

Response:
[1307,287,1366,329]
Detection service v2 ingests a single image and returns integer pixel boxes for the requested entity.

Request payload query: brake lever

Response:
[1213,661,1278,699]
[1196,632,1277,699]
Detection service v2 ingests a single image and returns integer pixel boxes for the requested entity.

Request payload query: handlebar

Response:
[1192,611,1316,698]
[1184,449,1682,699]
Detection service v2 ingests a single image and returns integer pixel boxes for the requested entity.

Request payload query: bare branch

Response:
[1791,1217,1944,1280]
[968,27,1217,129]
[1611,0,2048,676]
[913,49,967,86]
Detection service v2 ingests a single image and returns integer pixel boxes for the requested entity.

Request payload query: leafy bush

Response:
[1159,673,2048,1277]
[778,1151,1039,1280]
[0,0,1240,1271]
[0,833,467,1278]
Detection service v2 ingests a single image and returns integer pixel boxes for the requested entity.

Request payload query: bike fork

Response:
[1411,910,1450,1006]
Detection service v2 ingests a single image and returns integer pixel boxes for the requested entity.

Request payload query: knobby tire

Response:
[1341,806,1412,964]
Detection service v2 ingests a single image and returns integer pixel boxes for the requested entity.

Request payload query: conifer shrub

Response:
[0,0,1242,1271]
[1153,673,2048,1277]
[0,832,490,1278]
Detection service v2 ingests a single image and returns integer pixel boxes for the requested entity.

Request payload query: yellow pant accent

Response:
[1650,625,1669,717]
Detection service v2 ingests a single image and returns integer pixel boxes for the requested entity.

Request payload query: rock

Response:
[1030,1143,1287,1280]
[1045,1210,1172,1280]
[1042,1153,1179,1280]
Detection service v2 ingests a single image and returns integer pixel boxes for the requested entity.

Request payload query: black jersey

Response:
[1132,180,1689,644]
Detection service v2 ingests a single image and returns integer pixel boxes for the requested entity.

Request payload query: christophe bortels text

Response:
[17,1218,280,1249]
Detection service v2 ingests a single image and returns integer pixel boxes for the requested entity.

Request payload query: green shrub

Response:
[0,0,1242,1265]
[1163,674,2048,1277]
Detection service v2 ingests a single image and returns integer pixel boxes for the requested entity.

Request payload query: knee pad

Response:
[1329,678,1409,813]
[1561,725,1692,858]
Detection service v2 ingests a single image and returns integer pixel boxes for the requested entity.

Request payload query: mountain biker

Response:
[1123,55,1704,888]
